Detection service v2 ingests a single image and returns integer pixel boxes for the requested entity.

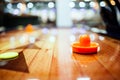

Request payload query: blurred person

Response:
[98,0,120,39]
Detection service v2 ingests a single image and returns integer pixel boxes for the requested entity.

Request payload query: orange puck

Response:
[71,34,99,54]
[25,24,34,32]
[72,42,99,54]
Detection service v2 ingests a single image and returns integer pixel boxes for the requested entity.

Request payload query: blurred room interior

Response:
[0,0,120,39]
[0,1,120,80]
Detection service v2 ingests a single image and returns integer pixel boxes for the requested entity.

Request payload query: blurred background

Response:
[0,0,120,39]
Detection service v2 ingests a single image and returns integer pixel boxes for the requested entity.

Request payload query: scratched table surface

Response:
[0,27,120,80]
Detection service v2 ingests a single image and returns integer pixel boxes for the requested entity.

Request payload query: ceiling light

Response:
[17,3,22,9]
[27,2,34,8]
[100,1,106,7]
[7,3,12,9]
[110,0,116,5]
[84,0,91,2]
[48,2,55,8]
[89,1,95,7]
[79,2,86,7]
[69,2,75,8]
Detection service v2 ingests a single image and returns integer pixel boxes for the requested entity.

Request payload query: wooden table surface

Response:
[0,28,120,80]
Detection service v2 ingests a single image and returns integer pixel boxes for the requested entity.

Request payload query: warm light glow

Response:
[69,2,75,8]
[21,3,26,13]
[99,36,105,41]
[27,78,39,80]
[48,2,55,8]
[110,0,116,6]
[79,2,86,7]
[77,77,90,80]
[17,3,26,13]
[97,46,100,52]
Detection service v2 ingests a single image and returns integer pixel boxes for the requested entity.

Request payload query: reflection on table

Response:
[0,26,120,80]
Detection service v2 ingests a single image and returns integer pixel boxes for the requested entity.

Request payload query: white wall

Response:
[56,0,73,27]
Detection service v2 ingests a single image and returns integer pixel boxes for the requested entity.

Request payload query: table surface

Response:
[0,28,120,80]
